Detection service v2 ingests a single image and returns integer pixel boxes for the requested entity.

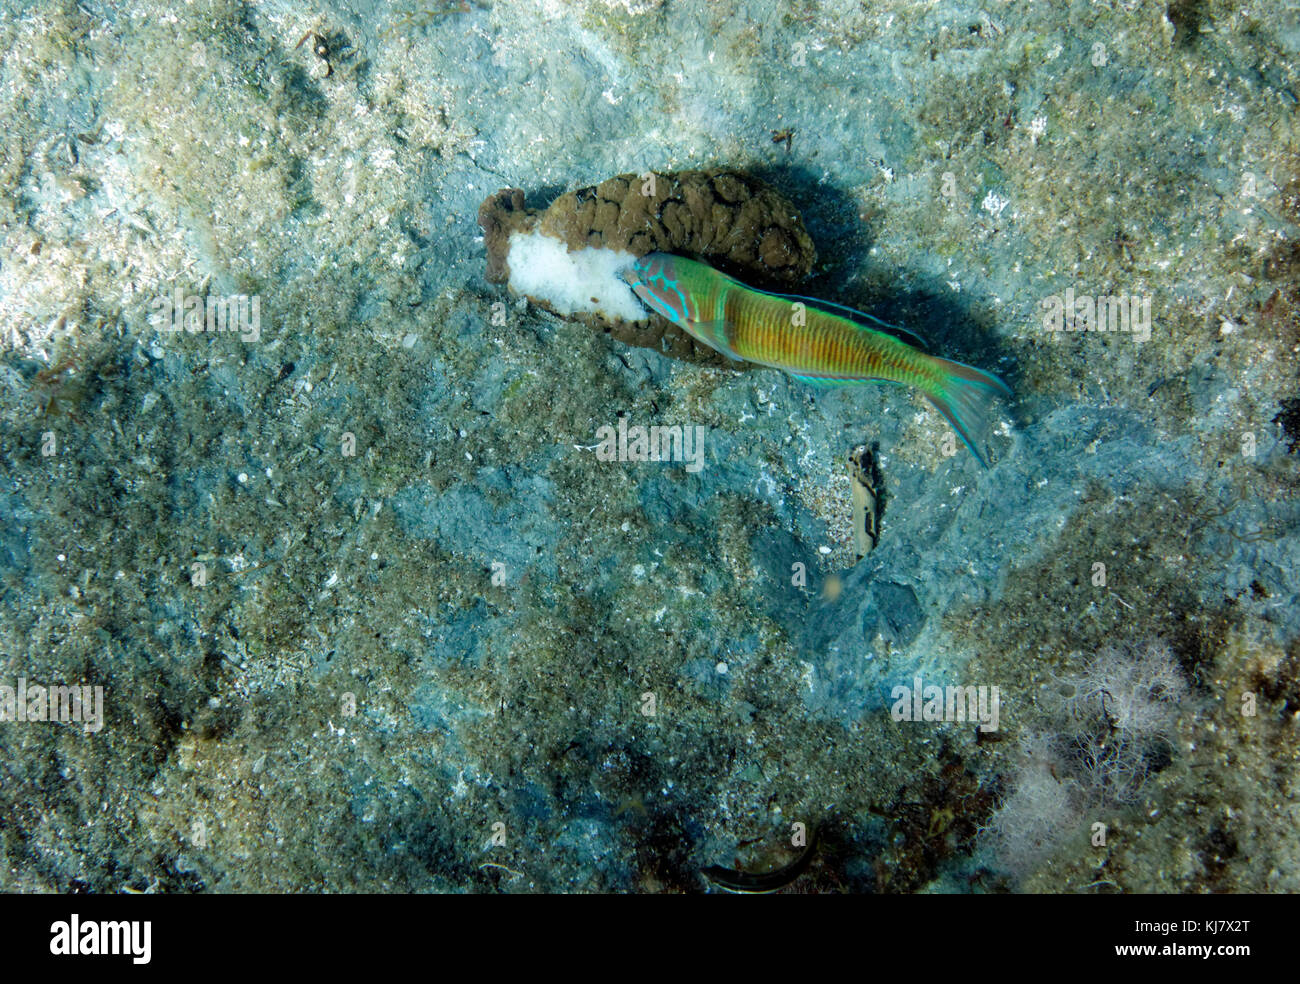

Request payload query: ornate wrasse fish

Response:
[621,252,1012,466]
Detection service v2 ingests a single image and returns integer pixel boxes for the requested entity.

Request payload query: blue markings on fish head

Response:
[622,252,690,325]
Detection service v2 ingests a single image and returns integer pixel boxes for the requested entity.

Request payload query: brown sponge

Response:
[478,169,817,366]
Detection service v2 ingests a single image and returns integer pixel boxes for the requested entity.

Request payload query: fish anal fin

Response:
[788,372,905,388]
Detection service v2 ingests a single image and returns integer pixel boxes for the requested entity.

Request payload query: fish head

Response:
[622,252,691,325]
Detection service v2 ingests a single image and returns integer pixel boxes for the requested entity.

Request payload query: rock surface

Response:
[0,0,1297,895]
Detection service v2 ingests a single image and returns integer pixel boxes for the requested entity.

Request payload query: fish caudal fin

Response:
[923,357,1012,468]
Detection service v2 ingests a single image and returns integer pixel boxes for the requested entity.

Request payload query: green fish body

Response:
[621,252,1011,466]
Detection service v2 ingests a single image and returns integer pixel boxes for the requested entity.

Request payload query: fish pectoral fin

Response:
[685,318,740,358]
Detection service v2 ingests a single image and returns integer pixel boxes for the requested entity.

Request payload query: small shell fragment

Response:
[849,444,881,560]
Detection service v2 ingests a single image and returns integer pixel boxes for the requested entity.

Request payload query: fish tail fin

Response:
[923,357,1013,468]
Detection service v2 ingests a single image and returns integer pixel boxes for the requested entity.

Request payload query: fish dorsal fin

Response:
[745,285,931,352]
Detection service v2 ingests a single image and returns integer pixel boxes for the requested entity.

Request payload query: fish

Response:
[621,252,1012,467]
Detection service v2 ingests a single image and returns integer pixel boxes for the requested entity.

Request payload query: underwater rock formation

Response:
[478,168,817,365]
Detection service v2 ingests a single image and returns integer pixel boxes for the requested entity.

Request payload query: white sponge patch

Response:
[506,230,647,322]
